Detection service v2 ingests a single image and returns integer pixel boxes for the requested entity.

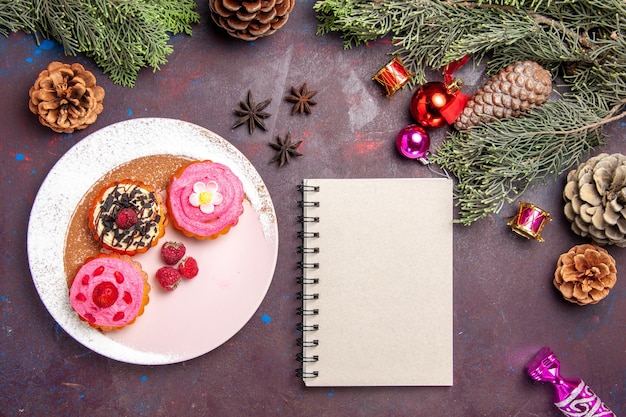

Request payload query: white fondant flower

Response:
[189,181,223,214]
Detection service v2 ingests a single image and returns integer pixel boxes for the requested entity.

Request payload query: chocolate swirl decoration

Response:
[89,181,166,255]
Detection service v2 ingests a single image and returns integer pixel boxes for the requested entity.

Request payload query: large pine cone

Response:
[454,61,552,130]
[209,0,295,41]
[28,62,105,134]
[554,244,617,305]
[563,153,626,246]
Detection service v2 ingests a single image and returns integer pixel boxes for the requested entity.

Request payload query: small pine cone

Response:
[554,244,617,305]
[28,62,105,134]
[209,0,295,41]
[563,153,626,246]
[454,61,552,130]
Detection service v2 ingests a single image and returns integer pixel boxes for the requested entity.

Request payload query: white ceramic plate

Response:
[27,118,278,365]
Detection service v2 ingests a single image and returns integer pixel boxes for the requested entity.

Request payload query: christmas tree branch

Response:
[541,98,626,136]
[0,0,200,87]
[528,12,593,49]
[0,0,35,36]
[431,97,609,224]
[444,0,593,48]
[315,0,626,224]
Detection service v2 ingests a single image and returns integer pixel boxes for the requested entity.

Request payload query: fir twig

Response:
[314,0,626,224]
[152,0,199,35]
[0,0,200,87]
[431,98,626,224]
[0,0,35,36]
[32,0,102,55]
[90,0,174,87]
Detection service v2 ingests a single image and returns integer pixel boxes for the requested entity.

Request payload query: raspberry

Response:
[92,281,119,308]
[156,266,181,291]
[114,271,125,284]
[160,241,186,265]
[122,291,133,304]
[178,257,199,279]
[116,207,138,229]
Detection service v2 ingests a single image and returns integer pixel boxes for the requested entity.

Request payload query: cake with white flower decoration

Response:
[69,252,150,331]
[166,160,244,239]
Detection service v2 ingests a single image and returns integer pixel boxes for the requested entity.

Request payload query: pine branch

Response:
[472,0,553,10]
[152,0,200,35]
[314,0,394,48]
[33,0,82,53]
[314,0,626,224]
[0,0,35,36]
[0,0,199,87]
[431,97,624,224]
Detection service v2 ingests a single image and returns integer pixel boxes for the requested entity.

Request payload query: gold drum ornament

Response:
[508,202,551,242]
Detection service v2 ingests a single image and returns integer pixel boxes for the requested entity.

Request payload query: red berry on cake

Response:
[156,266,182,291]
[161,241,186,265]
[91,281,119,308]
[178,257,199,279]
[115,207,139,229]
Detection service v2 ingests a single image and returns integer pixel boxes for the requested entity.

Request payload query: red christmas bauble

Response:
[409,82,456,128]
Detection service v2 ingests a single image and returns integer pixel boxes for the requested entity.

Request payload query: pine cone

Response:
[28,62,105,134]
[209,0,295,41]
[554,244,617,305]
[454,61,552,130]
[563,153,626,246]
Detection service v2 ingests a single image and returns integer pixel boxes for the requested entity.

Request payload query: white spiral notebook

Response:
[297,178,454,387]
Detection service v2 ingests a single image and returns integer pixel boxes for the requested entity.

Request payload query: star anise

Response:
[269,133,302,167]
[232,90,272,134]
[285,83,317,115]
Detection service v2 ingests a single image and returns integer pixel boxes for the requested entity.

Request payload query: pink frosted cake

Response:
[167,160,245,239]
[69,253,150,331]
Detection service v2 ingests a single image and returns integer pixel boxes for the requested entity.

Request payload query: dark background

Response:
[1,1,624,415]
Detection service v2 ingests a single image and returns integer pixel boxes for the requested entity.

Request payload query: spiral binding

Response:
[297,215,319,223]
[297,246,319,254]
[296,291,319,301]
[298,184,319,192]
[296,182,320,379]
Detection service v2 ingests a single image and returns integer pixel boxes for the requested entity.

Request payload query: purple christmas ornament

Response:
[525,347,616,416]
[395,124,431,164]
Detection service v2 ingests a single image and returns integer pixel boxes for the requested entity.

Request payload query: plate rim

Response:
[27,117,278,365]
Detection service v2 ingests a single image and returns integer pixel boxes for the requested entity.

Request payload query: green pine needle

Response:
[431,98,612,224]
[314,0,626,224]
[0,0,200,87]
[0,0,35,36]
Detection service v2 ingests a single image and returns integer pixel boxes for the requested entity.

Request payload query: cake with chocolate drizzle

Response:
[88,179,168,255]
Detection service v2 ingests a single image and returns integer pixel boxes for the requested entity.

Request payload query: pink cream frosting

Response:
[69,256,147,328]
[167,161,244,238]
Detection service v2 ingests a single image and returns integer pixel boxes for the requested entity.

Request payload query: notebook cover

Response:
[298,178,454,387]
